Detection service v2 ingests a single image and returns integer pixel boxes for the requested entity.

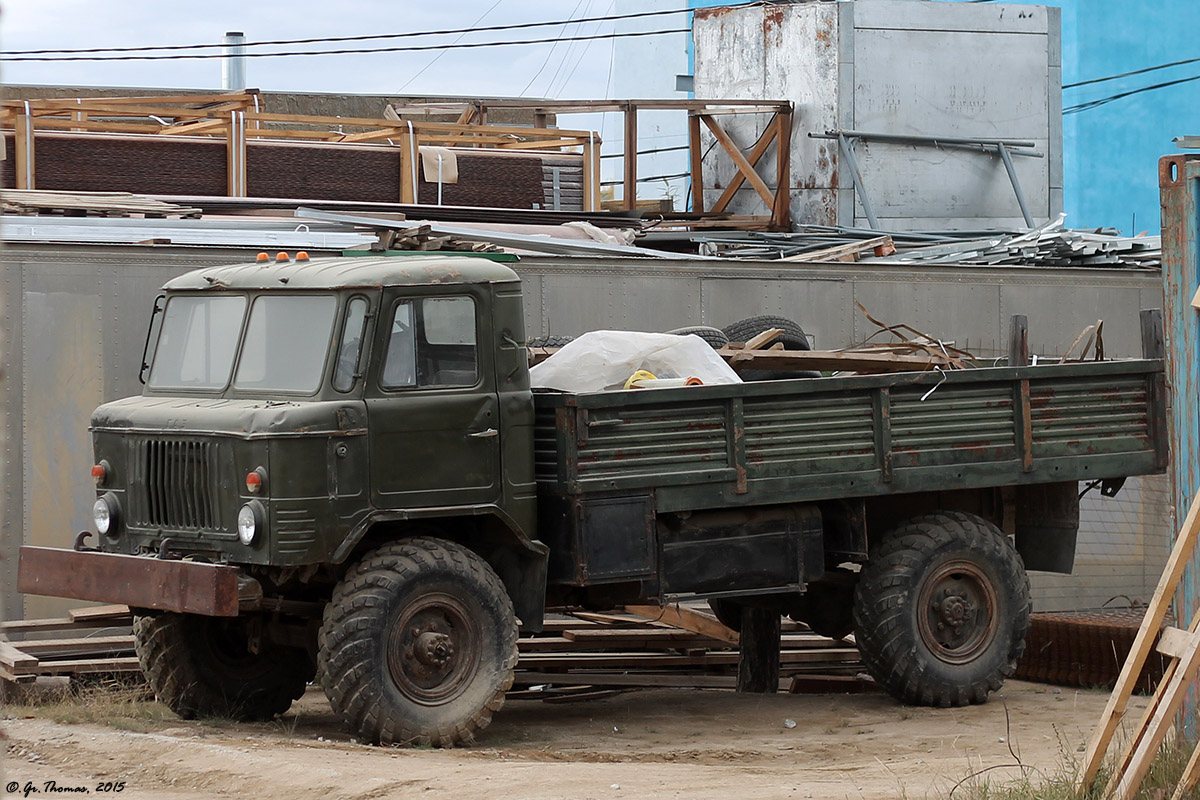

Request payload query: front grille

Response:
[131,440,220,530]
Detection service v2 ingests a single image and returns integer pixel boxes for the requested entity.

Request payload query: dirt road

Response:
[2,680,1132,800]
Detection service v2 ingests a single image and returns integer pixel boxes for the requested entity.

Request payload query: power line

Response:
[1063,71,1200,115]
[521,0,589,97]
[3,28,693,63]
[3,4,723,56]
[1064,55,1200,90]
[398,0,504,92]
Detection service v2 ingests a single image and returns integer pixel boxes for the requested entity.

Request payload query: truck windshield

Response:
[234,295,338,393]
[147,295,247,390]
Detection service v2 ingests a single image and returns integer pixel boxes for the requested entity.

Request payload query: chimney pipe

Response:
[222,31,247,91]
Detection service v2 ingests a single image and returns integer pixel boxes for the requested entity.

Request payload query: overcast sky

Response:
[0,0,636,98]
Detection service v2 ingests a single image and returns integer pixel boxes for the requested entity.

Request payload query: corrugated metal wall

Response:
[0,243,1166,618]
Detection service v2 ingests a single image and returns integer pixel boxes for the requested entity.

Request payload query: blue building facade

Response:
[686,0,1200,233]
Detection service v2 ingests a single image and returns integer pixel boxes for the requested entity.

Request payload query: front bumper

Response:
[18,545,244,616]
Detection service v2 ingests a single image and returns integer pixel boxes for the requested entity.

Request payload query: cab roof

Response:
[163,255,521,292]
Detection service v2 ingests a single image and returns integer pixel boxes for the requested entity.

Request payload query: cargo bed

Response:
[532,359,1168,513]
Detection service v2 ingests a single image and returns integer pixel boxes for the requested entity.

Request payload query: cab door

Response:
[366,289,501,510]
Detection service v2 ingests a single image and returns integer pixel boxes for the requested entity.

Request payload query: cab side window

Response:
[381,297,478,389]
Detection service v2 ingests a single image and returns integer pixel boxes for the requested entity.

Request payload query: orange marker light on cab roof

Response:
[276,252,290,262]
[296,251,310,261]
[256,252,270,262]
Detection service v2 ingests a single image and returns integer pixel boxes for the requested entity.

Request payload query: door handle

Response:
[468,428,498,439]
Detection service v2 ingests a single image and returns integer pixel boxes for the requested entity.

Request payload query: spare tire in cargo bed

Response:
[666,325,729,350]
[721,315,820,380]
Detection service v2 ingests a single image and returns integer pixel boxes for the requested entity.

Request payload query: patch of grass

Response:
[7,682,173,732]
[953,739,1199,800]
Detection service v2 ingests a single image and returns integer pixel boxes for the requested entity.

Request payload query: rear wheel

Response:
[133,613,312,721]
[852,511,1029,707]
[318,537,517,746]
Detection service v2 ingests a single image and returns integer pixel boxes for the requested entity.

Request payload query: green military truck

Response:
[18,255,1168,745]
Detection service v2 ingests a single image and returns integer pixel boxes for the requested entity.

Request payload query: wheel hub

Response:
[386,592,481,706]
[917,559,999,665]
[414,631,455,668]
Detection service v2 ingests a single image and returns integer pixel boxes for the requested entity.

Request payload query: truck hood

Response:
[91,396,366,438]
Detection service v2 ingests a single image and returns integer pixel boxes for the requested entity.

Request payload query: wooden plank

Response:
[517,648,858,669]
[30,656,142,675]
[780,236,894,263]
[0,640,38,674]
[701,115,774,210]
[720,348,938,374]
[689,113,705,214]
[158,119,226,137]
[623,104,638,211]
[1112,623,1200,800]
[1079,490,1200,789]
[69,604,132,622]
[742,327,784,351]
[772,109,793,230]
[0,617,129,635]
[16,636,134,659]
[1156,625,1195,659]
[625,603,740,645]
[512,671,744,689]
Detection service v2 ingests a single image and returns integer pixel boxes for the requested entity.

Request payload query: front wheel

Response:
[852,511,1030,707]
[318,537,518,747]
[133,613,312,721]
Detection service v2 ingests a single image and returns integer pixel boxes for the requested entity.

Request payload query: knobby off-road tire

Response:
[852,511,1030,707]
[133,613,312,721]
[318,537,518,747]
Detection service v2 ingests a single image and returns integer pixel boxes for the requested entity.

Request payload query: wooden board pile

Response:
[0,189,201,219]
[1,604,867,698]
[369,224,504,254]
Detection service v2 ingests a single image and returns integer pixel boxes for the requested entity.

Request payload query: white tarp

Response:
[529,330,742,393]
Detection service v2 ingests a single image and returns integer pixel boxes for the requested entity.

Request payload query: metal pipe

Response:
[222,32,247,91]
[812,129,1042,155]
[407,121,419,206]
[837,134,879,230]
[997,142,1036,228]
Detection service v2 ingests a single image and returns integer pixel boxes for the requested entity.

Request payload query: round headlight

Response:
[237,502,262,546]
[93,493,119,536]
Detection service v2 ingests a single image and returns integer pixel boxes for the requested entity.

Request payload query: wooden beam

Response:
[689,112,705,214]
[702,114,775,211]
[720,348,939,373]
[624,603,739,645]
[780,235,895,263]
[398,128,417,204]
[336,127,404,144]
[772,108,793,229]
[737,607,781,693]
[158,118,226,136]
[14,112,34,189]
[0,640,38,675]
[1079,491,1200,790]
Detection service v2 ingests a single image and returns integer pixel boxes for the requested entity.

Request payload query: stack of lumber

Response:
[370,224,504,253]
[0,605,137,685]
[512,608,868,697]
[0,189,201,219]
[1,604,866,697]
